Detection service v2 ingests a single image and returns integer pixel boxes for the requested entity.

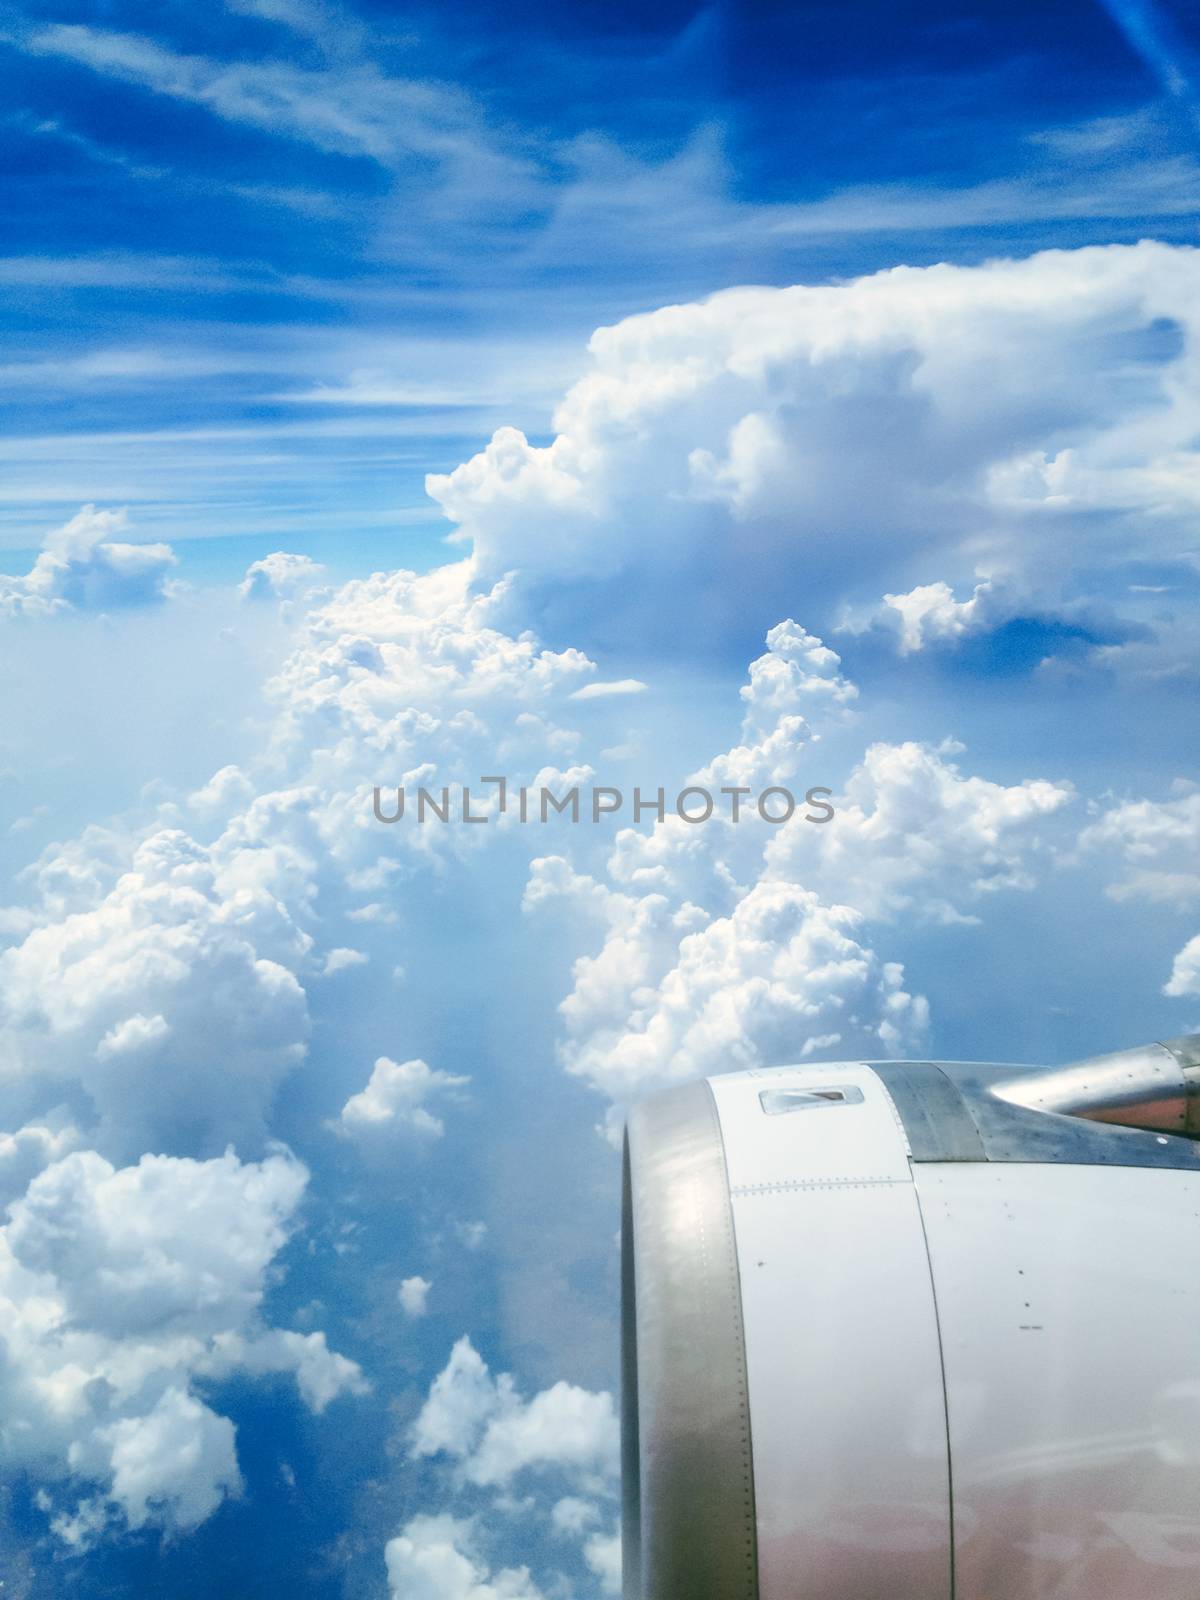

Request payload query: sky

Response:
[0,1,1199,1596]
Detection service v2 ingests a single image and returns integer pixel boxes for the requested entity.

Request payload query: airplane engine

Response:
[621,1035,1200,1600]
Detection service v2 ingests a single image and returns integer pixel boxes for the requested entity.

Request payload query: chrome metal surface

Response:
[622,1078,758,1600]
[757,1084,865,1115]
[990,1032,1200,1136]
[868,1058,1200,1170]
[872,1061,988,1162]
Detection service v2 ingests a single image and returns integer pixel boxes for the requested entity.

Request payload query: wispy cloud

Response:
[1094,0,1200,108]
[0,253,248,291]
[224,0,374,60]
[766,155,1200,237]
[23,22,528,179]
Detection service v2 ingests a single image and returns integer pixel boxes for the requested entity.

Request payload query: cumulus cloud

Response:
[399,1275,432,1317]
[0,1109,82,1206]
[536,870,928,1113]
[322,945,368,974]
[766,738,1075,924]
[385,1513,544,1600]
[0,505,177,618]
[187,765,256,817]
[1165,937,1200,999]
[583,1529,621,1594]
[0,311,1135,1587]
[525,618,1079,1119]
[1079,783,1200,907]
[549,1496,599,1536]
[411,1337,618,1493]
[880,579,996,654]
[848,574,1150,666]
[239,550,326,601]
[1079,782,1200,1000]
[259,560,601,873]
[0,826,312,1158]
[522,623,917,1112]
[428,243,1200,653]
[0,556,624,1178]
[0,1145,362,1543]
[337,1057,469,1141]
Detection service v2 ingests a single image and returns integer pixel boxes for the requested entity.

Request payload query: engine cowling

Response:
[621,1036,1200,1600]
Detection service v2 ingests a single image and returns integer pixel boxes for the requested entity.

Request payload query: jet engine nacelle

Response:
[621,1035,1200,1600]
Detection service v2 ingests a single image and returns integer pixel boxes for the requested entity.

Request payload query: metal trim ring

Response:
[622,1079,759,1600]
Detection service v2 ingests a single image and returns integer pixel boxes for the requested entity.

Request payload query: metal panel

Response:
[868,1061,1200,1172]
[713,1065,912,1190]
[916,1161,1200,1599]
[872,1061,989,1162]
[709,1069,952,1600]
[623,1079,758,1600]
[992,1041,1197,1133]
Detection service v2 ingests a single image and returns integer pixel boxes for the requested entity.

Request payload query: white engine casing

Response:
[621,1043,1200,1600]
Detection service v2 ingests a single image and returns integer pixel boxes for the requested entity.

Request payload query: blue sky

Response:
[0,0,1198,565]
[1,3,1199,1598]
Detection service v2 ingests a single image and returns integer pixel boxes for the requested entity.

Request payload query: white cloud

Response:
[521,624,933,1116]
[323,945,368,974]
[569,679,646,701]
[411,1338,499,1461]
[0,1145,363,1543]
[239,550,326,601]
[206,1327,368,1413]
[24,22,532,213]
[0,826,312,1157]
[766,739,1075,924]
[96,1010,170,1059]
[1078,783,1200,1001]
[0,505,177,619]
[337,1057,469,1141]
[881,579,995,653]
[1165,936,1200,999]
[1079,784,1200,907]
[0,1109,82,1206]
[257,560,600,877]
[188,764,256,816]
[549,1496,599,1536]
[411,1337,618,1493]
[525,619,1078,1121]
[399,1275,432,1318]
[739,619,858,720]
[385,1513,544,1600]
[539,873,929,1114]
[428,244,1200,650]
[583,1529,622,1594]
[99,1388,240,1535]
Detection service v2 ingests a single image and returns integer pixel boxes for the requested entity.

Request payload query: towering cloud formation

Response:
[430,242,1200,655]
